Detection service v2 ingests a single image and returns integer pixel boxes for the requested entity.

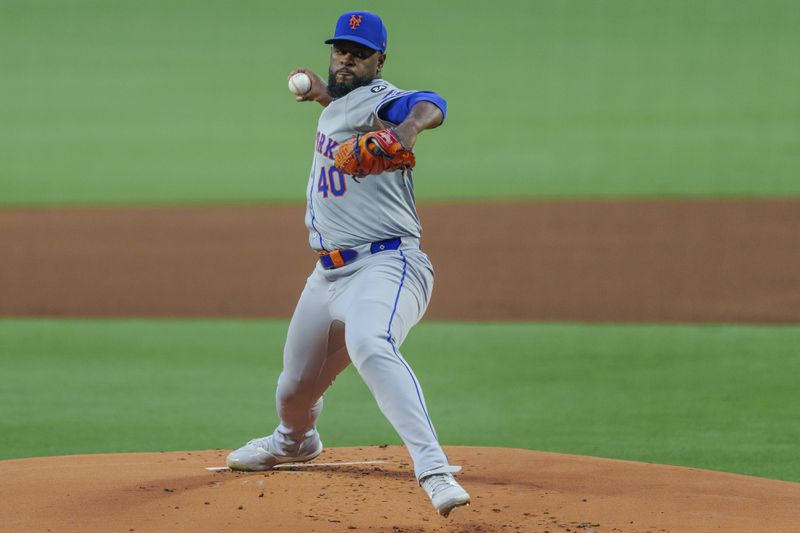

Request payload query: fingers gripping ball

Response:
[288,73,312,96]
[334,128,416,177]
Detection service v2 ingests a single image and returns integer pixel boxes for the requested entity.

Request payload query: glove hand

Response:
[334,128,416,177]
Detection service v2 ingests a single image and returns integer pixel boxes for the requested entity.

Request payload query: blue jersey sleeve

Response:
[377,91,447,125]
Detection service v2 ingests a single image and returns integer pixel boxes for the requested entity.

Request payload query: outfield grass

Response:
[1,319,798,482]
[2,0,799,206]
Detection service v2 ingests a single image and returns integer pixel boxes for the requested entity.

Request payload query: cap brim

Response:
[324,36,383,52]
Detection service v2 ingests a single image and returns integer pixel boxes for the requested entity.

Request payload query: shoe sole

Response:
[438,495,471,517]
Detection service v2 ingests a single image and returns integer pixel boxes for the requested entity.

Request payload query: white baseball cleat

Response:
[226,430,323,471]
[420,468,471,517]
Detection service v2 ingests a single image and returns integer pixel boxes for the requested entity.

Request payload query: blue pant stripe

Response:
[386,250,438,441]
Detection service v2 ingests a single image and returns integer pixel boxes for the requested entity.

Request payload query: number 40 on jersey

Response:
[318,165,346,198]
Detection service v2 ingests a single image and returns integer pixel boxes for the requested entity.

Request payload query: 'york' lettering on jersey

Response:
[315,131,338,160]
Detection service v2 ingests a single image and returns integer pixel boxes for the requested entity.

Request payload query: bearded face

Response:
[327,68,375,99]
[326,41,384,99]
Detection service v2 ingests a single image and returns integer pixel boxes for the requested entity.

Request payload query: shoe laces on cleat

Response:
[422,473,460,495]
[245,436,272,449]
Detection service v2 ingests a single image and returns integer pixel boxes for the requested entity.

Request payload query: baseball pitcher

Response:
[227,11,470,517]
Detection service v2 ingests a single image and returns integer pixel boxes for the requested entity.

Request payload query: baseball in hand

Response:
[288,73,312,96]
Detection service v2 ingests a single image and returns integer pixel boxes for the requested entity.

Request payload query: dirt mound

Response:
[1,446,798,532]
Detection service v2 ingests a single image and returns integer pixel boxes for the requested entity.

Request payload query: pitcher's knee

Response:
[345,332,395,369]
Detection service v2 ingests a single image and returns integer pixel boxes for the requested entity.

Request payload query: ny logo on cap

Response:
[349,14,362,30]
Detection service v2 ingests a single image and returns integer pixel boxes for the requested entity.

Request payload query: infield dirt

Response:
[2,199,799,322]
[2,446,800,533]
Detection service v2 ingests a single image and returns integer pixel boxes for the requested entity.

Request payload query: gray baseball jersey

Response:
[305,79,421,250]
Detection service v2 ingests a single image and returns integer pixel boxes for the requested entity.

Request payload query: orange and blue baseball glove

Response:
[334,128,415,177]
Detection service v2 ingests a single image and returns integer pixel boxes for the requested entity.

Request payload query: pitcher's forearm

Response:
[394,102,444,148]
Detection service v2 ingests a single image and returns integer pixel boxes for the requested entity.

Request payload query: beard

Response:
[327,69,375,99]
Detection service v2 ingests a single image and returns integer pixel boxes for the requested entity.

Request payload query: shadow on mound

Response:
[1,446,799,532]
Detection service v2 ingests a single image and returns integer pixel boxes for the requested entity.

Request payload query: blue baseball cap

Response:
[324,11,387,53]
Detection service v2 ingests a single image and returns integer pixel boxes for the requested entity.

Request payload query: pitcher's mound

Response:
[1,446,798,532]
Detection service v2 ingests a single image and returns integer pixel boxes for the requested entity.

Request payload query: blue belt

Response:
[318,238,402,269]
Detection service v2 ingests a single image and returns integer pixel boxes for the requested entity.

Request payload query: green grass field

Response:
[2,319,799,482]
[2,0,799,205]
